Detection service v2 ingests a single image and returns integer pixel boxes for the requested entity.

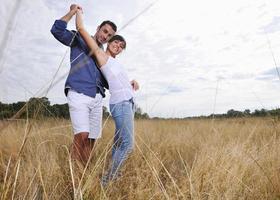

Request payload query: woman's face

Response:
[107,40,126,57]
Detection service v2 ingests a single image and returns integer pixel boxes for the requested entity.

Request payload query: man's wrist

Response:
[69,9,76,16]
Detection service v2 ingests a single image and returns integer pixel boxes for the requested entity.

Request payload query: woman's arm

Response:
[75,10,108,67]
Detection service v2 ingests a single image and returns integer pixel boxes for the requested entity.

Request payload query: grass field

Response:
[0,117,280,199]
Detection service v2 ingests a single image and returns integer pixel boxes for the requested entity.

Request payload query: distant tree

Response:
[226,109,244,118]
[0,110,12,119]
[134,105,149,119]
[269,108,280,116]
[253,109,267,117]
[51,103,70,118]
[243,109,250,115]
[103,106,110,119]
[59,103,70,118]
[26,97,51,118]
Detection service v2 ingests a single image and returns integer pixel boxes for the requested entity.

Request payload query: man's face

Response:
[95,24,115,45]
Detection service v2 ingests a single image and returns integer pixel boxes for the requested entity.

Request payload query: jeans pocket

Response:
[110,103,122,118]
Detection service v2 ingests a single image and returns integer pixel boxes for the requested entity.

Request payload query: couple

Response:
[51,4,138,184]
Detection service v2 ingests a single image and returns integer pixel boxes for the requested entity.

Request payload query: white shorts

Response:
[67,90,103,139]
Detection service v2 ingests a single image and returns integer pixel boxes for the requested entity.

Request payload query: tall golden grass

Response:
[0,117,280,199]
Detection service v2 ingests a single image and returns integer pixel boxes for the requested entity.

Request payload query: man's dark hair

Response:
[108,35,126,49]
[99,20,117,32]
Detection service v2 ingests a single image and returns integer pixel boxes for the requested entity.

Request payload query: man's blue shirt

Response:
[51,19,108,98]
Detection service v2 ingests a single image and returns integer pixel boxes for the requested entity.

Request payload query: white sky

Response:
[0,0,280,118]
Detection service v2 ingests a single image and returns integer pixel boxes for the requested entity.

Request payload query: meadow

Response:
[0,117,280,199]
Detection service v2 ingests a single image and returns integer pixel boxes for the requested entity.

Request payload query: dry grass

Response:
[0,117,280,199]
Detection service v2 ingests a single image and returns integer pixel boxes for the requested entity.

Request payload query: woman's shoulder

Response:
[107,56,122,67]
[102,57,123,74]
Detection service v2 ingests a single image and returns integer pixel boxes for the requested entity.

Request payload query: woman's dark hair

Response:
[108,35,126,49]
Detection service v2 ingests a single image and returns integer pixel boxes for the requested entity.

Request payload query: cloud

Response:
[164,86,186,94]
[256,67,280,80]
[0,0,67,101]
[1,0,280,117]
[261,16,280,34]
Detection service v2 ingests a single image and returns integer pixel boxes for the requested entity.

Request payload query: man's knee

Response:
[74,132,89,145]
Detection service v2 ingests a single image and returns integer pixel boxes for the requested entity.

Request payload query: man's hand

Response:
[130,80,139,91]
[60,4,83,24]
[70,4,83,13]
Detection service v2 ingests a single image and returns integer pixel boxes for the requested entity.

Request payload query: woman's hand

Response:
[130,80,140,91]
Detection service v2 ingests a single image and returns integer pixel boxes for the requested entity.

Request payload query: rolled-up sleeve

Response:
[50,20,77,47]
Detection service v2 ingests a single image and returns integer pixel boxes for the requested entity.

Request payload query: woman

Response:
[75,9,139,184]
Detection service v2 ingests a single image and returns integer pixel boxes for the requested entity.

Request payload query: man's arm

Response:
[60,4,81,23]
[50,4,80,46]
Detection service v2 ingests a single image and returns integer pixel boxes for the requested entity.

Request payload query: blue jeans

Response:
[106,98,135,180]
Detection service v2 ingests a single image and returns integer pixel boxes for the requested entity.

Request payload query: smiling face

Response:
[95,24,116,45]
[106,40,126,57]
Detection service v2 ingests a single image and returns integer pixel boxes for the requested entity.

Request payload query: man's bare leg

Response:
[83,137,96,164]
[72,132,95,165]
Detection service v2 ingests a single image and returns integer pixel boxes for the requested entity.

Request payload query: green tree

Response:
[103,106,110,119]
[243,109,251,116]
[134,105,149,119]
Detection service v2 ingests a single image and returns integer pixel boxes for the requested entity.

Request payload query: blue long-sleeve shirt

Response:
[51,19,108,98]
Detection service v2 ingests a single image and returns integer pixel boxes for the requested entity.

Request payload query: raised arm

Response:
[50,4,81,47]
[75,10,108,67]
[61,4,80,23]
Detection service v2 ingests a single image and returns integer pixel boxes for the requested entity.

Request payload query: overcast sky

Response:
[1,0,280,118]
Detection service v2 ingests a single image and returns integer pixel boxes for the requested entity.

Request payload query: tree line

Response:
[2,97,278,120]
[184,108,280,119]
[208,108,280,118]
[0,97,149,120]
[152,108,280,120]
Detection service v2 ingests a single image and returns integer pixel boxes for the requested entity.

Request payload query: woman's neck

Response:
[106,50,116,58]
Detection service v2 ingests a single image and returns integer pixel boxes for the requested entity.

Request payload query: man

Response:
[51,4,116,165]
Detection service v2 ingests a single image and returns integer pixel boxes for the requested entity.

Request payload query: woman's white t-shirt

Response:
[101,57,134,104]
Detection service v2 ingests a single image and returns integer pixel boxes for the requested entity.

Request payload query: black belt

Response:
[65,88,100,96]
[96,88,100,94]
